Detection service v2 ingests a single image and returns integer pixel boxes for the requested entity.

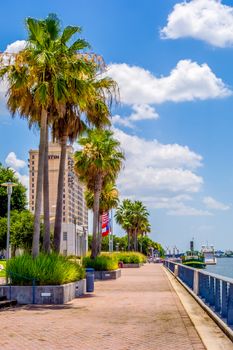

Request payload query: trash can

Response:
[86,268,95,292]
[118,261,123,268]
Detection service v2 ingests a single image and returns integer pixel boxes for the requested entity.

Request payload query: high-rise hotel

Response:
[29,143,88,256]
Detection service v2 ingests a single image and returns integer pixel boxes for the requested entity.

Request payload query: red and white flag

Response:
[102,212,110,237]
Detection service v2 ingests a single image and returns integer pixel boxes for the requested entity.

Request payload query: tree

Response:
[115,199,150,251]
[85,182,119,253]
[0,164,27,217]
[74,129,124,258]
[0,210,38,254]
[0,14,92,256]
[115,199,134,251]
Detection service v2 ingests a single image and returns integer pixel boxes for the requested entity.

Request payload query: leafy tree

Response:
[0,164,27,217]
[0,210,36,254]
[74,129,124,258]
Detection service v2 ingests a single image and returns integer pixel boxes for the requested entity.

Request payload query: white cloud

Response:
[128,104,159,121]
[5,152,26,170]
[112,114,134,129]
[4,40,26,54]
[14,170,29,189]
[0,40,27,116]
[161,0,233,48]
[115,128,204,212]
[203,196,230,210]
[108,60,231,105]
[112,104,159,129]
[167,205,212,216]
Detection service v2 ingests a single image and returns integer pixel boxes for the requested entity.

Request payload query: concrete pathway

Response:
[0,264,207,350]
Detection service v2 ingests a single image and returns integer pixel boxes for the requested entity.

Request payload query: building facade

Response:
[29,143,88,256]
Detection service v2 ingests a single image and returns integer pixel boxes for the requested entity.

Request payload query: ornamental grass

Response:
[110,252,147,264]
[6,253,85,286]
[82,255,118,271]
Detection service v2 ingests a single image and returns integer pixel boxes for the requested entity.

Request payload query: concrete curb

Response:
[164,266,233,343]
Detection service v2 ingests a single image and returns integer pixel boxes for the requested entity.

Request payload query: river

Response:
[206,257,233,279]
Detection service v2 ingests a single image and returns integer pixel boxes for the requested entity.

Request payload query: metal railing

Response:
[164,260,233,328]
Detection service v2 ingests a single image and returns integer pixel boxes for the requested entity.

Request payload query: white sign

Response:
[41,292,51,297]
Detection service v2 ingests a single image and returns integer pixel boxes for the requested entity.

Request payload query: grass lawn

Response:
[0,260,6,277]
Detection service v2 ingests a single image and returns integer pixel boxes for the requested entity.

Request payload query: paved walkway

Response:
[1,264,205,350]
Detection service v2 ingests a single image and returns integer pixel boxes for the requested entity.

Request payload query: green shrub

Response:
[6,253,85,285]
[111,252,146,264]
[82,255,118,271]
[0,260,6,277]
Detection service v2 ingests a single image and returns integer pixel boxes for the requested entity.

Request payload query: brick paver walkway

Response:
[1,264,205,350]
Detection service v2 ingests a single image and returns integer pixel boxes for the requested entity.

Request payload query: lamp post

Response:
[1,182,17,260]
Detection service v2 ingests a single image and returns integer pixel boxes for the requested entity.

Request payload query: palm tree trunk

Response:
[91,174,103,259]
[127,230,131,251]
[43,123,50,253]
[54,135,67,253]
[32,108,47,258]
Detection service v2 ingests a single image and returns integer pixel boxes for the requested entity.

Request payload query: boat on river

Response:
[182,240,206,269]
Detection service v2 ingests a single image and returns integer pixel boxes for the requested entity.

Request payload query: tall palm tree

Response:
[115,199,134,251]
[74,129,124,258]
[85,182,119,253]
[52,77,117,253]
[0,14,87,256]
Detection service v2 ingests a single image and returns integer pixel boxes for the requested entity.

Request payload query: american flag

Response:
[102,212,110,237]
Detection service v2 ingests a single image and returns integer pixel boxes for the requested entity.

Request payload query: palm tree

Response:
[0,14,88,257]
[115,199,150,251]
[74,129,124,258]
[115,199,134,251]
[52,78,117,253]
[85,182,119,253]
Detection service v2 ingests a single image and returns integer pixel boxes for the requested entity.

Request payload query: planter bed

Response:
[94,269,121,280]
[122,263,144,268]
[0,279,86,304]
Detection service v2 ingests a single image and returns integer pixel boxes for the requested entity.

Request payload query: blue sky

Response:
[1,0,233,252]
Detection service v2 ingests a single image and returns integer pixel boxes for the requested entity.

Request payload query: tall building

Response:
[29,143,88,256]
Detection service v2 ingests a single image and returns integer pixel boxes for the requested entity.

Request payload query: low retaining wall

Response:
[0,279,86,304]
[94,269,121,280]
[122,263,143,268]
[76,279,86,297]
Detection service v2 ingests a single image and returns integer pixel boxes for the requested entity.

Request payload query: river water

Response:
[206,258,233,279]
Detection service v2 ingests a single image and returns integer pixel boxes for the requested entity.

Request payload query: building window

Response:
[32,177,34,182]
[32,207,34,211]
[32,189,34,194]
[32,155,34,159]
[32,161,34,165]
[63,218,66,223]
[32,172,34,176]
[63,232,67,241]
[32,184,34,188]
[32,195,34,199]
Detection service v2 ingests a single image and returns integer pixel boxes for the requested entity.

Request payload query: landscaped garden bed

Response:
[0,254,86,304]
[112,252,146,268]
[83,255,121,280]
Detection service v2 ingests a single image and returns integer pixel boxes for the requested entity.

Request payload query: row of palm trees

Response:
[0,14,119,258]
[115,199,151,251]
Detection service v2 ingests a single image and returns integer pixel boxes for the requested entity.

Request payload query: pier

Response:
[1,264,232,349]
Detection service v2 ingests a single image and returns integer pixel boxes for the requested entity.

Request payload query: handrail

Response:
[164,259,233,330]
[165,260,233,283]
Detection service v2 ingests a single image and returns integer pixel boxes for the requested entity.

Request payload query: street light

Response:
[1,182,17,260]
